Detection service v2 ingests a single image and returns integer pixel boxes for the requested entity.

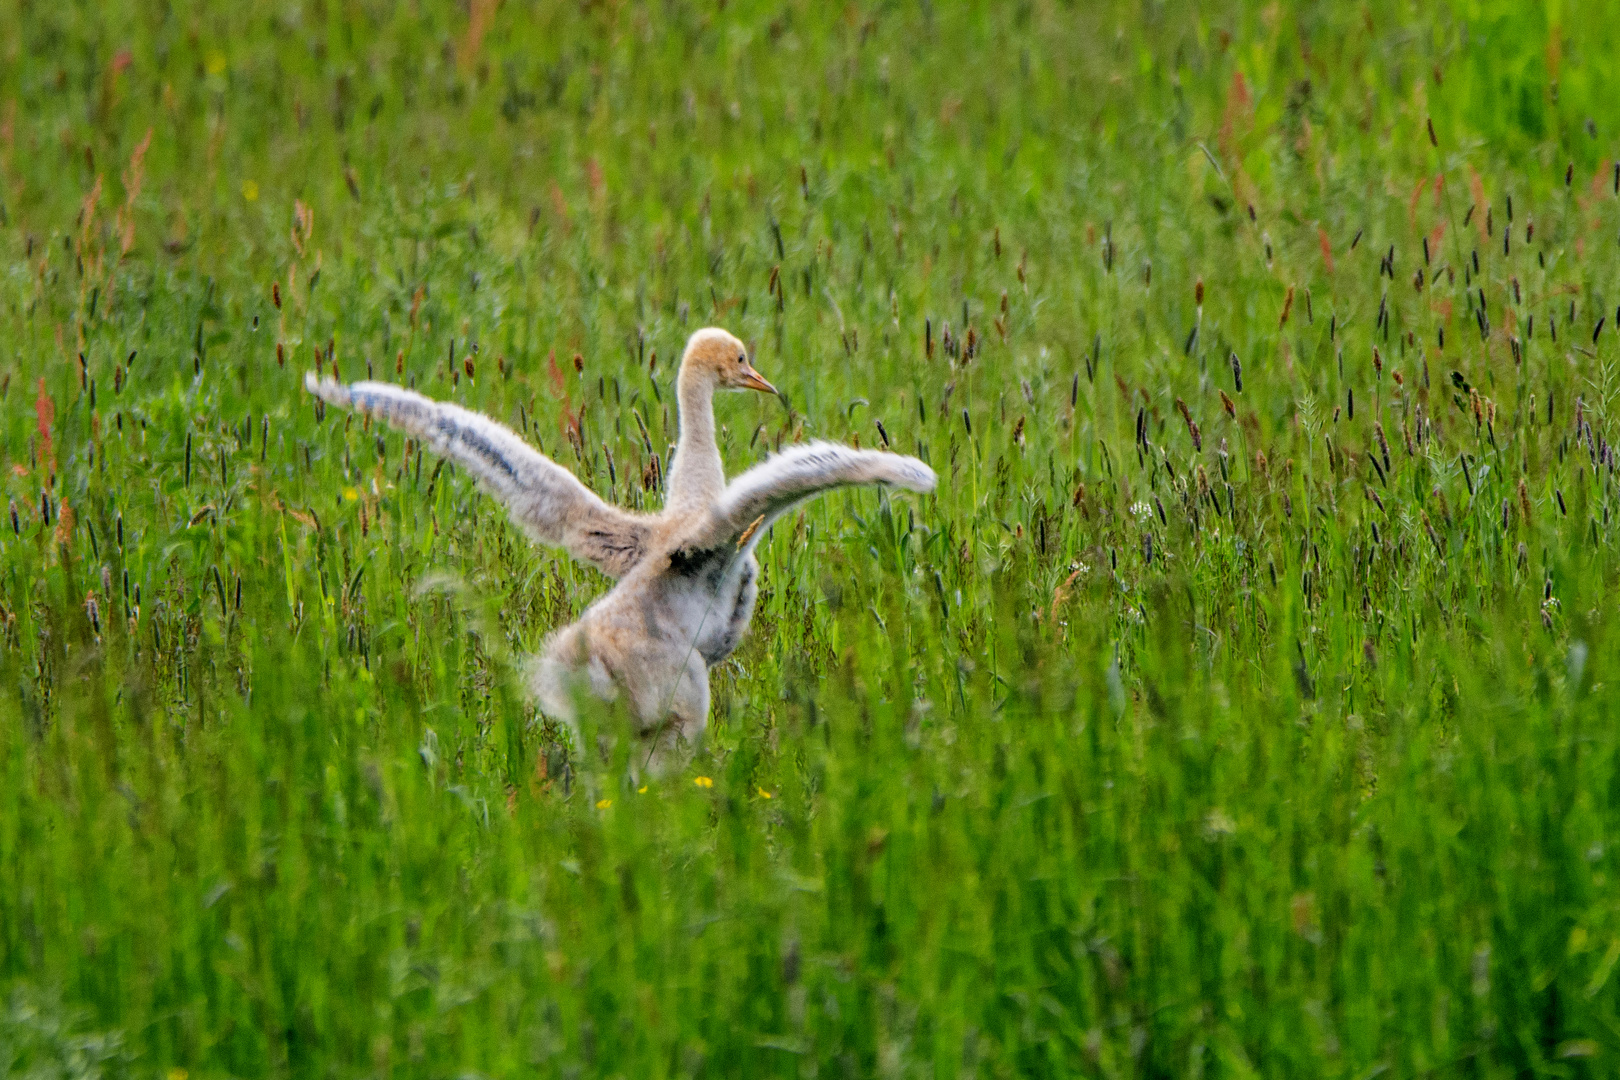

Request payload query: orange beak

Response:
[738,366,778,395]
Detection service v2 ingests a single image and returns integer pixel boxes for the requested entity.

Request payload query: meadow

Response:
[4,0,1620,1075]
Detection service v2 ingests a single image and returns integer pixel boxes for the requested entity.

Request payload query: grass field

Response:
[5,0,1620,1075]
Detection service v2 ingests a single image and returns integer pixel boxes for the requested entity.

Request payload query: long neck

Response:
[667,365,724,511]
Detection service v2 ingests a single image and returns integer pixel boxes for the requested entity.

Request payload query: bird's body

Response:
[307,328,935,768]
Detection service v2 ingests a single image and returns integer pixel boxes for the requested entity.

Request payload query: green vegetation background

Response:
[3,0,1620,1075]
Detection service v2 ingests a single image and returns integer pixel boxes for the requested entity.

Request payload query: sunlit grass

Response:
[4,1,1620,1075]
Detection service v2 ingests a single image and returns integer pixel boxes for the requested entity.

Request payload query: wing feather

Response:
[699,440,935,550]
[306,375,650,577]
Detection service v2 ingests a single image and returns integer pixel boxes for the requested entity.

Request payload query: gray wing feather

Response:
[703,440,936,550]
[306,374,649,577]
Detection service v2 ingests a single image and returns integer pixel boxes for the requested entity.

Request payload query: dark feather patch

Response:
[669,545,723,577]
[440,418,519,481]
[583,529,645,574]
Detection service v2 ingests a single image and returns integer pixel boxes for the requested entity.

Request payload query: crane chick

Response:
[306,328,935,770]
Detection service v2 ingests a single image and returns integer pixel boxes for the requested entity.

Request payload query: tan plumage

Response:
[306,327,935,771]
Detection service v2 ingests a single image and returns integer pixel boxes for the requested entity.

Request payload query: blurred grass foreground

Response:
[5,1,1620,1076]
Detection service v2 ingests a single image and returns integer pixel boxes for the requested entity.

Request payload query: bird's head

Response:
[680,327,777,395]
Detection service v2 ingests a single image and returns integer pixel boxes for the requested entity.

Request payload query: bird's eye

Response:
[737,354,746,366]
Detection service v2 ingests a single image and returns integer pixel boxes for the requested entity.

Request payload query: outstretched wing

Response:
[305,375,650,577]
[698,440,936,551]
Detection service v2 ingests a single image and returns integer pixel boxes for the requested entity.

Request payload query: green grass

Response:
[4,0,1620,1075]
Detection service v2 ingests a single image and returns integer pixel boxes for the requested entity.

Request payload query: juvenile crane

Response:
[306,328,936,768]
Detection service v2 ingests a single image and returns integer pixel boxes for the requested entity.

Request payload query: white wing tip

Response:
[304,371,346,402]
[902,458,937,494]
